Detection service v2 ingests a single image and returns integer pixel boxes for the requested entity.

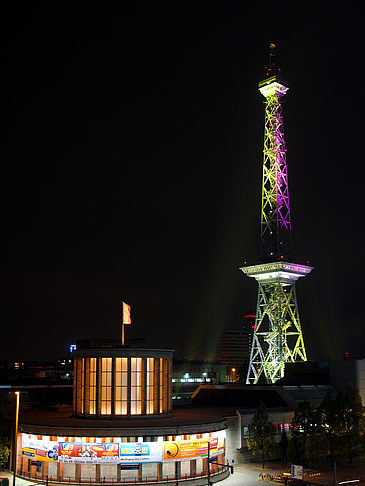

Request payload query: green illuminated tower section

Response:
[240,45,313,384]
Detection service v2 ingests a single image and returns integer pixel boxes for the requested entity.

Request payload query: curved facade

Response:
[73,348,173,418]
[17,414,227,484]
[15,345,228,484]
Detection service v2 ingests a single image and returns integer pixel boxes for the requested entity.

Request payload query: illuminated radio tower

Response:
[241,44,313,384]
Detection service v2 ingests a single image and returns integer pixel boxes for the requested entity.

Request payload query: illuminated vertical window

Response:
[146,358,154,414]
[159,358,168,414]
[73,359,77,413]
[153,358,159,413]
[76,358,84,414]
[100,357,112,415]
[85,358,97,415]
[115,358,128,415]
[159,358,163,414]
[130,358,142,415]
[168,358,172,413]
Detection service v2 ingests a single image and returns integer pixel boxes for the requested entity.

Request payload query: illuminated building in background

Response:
[220,330,249,366]
[172,360,226,400]
[241,45,313,384]
[219,317,254,381]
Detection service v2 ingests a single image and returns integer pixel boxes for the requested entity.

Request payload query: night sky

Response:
[4,3,365,362]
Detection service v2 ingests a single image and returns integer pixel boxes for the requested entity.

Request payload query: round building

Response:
[16,343,228,484]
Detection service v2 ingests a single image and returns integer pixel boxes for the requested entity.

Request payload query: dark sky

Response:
[4,3,365,362]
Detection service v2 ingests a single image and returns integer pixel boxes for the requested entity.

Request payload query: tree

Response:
[305,406,327,467]
[279,429,288,465]
[318,394,341,462]
[0,436,10,468]
[247,402,276,469]
[336,383,365,464]
[0,404,10,469]
[286,437,296,464]
[289,385,365,467]
[290,401,326,467]
[290,401,310,461]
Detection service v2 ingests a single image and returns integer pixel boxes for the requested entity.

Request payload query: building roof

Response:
[279,385,337,408]
[18,407,227,437]
[191,384,290,408]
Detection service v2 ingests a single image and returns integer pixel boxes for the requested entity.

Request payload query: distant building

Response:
[278,359,365,406]
[220,317,254,380]
[328,359,365,405]
[220,331,248,368]
[0,360,73,410]
[172,360,226,400]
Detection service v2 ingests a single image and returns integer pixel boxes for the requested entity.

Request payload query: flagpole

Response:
[121,299,124,346]
[121,300,131,347]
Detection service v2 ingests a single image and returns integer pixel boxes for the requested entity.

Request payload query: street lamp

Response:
[12,391,20,486]
[207,438,211,486]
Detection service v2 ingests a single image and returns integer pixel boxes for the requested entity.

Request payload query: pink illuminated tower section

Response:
[240,45,313,384]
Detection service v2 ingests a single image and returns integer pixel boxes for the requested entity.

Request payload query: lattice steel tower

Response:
[240,44,313,384]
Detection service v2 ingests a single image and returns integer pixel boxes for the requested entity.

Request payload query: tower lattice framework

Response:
[241,45,313,384]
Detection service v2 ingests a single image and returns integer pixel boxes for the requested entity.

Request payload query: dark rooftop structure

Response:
[191,384,289,408]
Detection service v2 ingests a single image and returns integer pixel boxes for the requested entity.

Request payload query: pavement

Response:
[0,471,42,486]
[1,461,365,486]
[219,460,365,486]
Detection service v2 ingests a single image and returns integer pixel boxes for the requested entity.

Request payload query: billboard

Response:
[291,465,303,480]
[163,436,224,462]
[21,436,59,463]
[21,432,225,465]
[119,442,162,463]
[58,443,119,464]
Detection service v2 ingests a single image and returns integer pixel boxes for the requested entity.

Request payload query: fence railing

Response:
[17,466,229,485]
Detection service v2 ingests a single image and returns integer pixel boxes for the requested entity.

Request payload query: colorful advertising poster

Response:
[163,434,225,462]
[119,442,162,463]
[58,443,119,464]
[21,435,59,463]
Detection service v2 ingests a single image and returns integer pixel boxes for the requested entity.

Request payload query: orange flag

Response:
[122,301,131,325]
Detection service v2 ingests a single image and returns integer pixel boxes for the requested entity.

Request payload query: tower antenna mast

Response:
[241,45,313,384]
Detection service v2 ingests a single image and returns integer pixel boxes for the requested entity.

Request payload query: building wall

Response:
[220,330,250,368]
[237,408,293,463]
[224,414,241,465]
[73,349,173,418]
[18,431,226,484]
[329,360,365,405]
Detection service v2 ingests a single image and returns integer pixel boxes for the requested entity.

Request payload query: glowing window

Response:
[130,358,142,415]
[76,358,84,414]
[146,358,154,414]
[85,358,97,415]
[100,358,112,415]
[160,358,168,414]
[115,358,128,415]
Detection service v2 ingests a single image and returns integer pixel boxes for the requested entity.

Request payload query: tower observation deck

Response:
[241,45,313,384]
